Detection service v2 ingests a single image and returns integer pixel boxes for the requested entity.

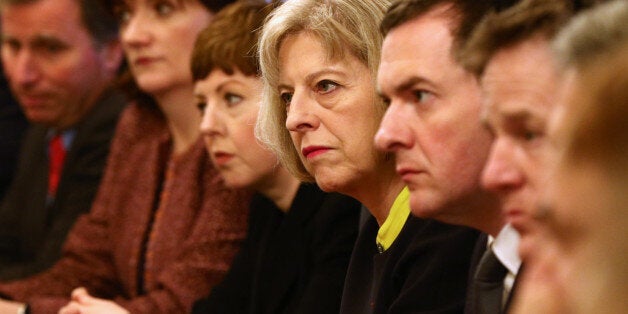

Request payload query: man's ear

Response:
[99,39,124,74]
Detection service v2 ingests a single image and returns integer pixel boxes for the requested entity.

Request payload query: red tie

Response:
[48,134,66,196]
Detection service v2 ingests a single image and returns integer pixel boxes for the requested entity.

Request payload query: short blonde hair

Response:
[255,0,390,181]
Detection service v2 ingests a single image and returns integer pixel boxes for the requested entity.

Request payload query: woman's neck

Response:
[154,85,200,155]
[345,161,405,226]
[256,166,301,213]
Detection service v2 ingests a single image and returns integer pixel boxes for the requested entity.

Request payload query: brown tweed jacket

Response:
[0,103,250,313]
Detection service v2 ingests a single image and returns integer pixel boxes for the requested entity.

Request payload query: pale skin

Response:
[196,69,300,211]
[0,300,27,314]
[279,32,403,224]
[58,288,129,314]
[374,4,500,234]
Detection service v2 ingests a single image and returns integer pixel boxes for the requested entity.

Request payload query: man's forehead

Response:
[1,0,83,32]
[484,94,554,128]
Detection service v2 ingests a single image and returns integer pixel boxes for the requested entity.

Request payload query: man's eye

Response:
[413,90,432,103]
[196,102,206,115]
[43,43,65,54]
[155,1,174,16]
[33,40,68,55]
[523,131,539,141]
[113,5,132,25]
[315,80,338,94]
[2,40,20,54]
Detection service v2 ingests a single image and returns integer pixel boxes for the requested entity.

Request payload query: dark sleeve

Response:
[191,197,267,314]
[388,218,480,314]
[0,100,27,200]
[0,64,28,201]
[293,193,361,314]
[464,234,489,314]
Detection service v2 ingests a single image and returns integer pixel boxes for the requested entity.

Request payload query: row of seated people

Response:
[0,0,625,313]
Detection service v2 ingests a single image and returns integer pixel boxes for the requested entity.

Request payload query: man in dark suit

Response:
[0,0,126,280]
[458,0,579,312]
[374,1,523,313]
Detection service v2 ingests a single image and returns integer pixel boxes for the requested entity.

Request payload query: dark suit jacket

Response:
[0,89,126,280]
[464,234,523,314]
[192,183,361,314]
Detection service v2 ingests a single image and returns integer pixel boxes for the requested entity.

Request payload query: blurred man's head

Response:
[0,0,122,129]
[460,0,571,258]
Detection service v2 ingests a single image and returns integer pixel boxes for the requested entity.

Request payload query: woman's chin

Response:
[314,177,347,194]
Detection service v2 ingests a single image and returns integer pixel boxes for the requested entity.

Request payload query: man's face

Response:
[1,0,117,129]
[480,36,560,259]
[375,4,497,232]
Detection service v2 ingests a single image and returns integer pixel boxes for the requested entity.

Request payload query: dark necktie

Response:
[472,247,508,314]
[48,134,66,196]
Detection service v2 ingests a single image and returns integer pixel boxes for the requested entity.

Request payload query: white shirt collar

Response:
[487,224,522,275]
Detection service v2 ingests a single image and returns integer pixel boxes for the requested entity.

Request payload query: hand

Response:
[58,288,129,314]
[0,299,26,314]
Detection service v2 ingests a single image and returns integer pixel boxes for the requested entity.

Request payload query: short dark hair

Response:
[460,0,573,77]
[191,0,280,81]
[0,0,119,45]
[380,0,515,56]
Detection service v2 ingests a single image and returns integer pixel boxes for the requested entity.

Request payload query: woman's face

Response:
[196,69,279,190]
[117,0,213,95]
[278,32,383,194]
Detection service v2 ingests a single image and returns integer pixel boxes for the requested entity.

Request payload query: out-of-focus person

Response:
[189,2,361,313]
[503,1,628,313]
[256,0,480,312]
[0,0,249,313]
[457,0,576,312]
[0,0,126,280]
